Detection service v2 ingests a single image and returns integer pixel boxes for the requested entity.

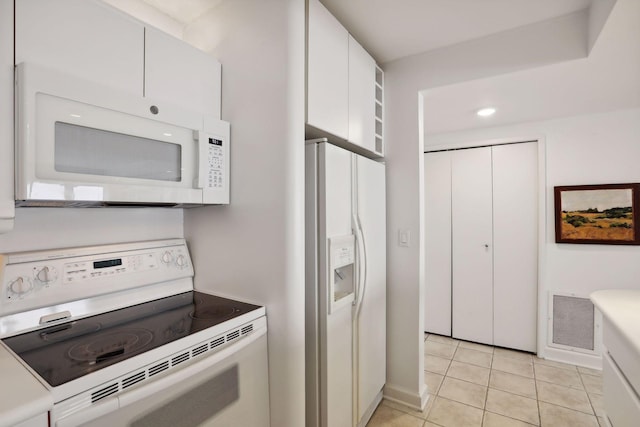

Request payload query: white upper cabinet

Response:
[307,0,382,157]
[348,35,376,153]
[307,0,349,140]
[15,0,221,119]
[15,0,144,95]
[145,27,221,118]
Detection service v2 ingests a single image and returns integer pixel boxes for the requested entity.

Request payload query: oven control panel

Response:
[0,239,193,316]
[62,252,160,284]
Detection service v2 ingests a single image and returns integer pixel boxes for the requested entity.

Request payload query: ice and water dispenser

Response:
[328,234,355,314]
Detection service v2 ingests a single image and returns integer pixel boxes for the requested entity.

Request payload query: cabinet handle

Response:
[484,244,489,248]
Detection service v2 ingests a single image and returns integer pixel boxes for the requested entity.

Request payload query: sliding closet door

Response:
[424,151,452,335]
[451,147,493,345]
[492,142,538,352]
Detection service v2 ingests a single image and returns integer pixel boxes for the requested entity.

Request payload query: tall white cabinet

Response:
[424,142,538,352]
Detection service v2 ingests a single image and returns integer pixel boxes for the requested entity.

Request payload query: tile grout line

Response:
[534,362,542,427]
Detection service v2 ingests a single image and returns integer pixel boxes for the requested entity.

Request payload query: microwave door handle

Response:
[196,130,207,190]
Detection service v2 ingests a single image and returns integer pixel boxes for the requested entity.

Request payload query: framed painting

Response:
[554,183,640,244]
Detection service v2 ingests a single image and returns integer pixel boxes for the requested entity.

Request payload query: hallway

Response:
[367,334,604,426]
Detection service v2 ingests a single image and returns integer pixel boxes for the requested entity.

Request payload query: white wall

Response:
[182,2,306,427]
[427,108,640,367]
[0,208,183,253]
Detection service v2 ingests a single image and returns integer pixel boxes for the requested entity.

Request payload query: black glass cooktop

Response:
[2,291,261,387]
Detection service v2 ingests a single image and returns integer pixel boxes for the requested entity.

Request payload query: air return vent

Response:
[550,293,595,352]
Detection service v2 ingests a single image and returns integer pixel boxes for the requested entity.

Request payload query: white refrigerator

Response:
[305,139,386,427]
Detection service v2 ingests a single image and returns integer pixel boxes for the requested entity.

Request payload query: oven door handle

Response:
[56,328,265,427]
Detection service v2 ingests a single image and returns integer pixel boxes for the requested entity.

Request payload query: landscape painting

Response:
[555,184,640,245]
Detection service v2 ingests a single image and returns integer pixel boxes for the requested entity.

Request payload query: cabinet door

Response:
[307,0,349,140]
[493,142,538,352]
[451,147,494,345]
[145,27,221,118]
[424,151,452,335]
[15,0,144,95]
[348,35,376,152]
[0,0,14,233]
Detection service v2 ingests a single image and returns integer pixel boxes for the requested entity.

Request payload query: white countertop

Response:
[591,289,640,356]
[0,344,52,427]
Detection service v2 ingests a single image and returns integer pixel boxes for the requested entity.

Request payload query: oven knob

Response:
[161,251,173,264]
[9,277,32,295]
[34,266,58,284]
[175,255,187,268]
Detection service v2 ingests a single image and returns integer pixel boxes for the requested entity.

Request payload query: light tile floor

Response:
[367,334,605,427]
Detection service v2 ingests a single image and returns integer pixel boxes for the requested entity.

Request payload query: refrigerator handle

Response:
[352,214,367,316]
[351,213,362,307]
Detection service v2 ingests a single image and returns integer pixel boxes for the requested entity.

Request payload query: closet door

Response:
[424,151,452,335]
[451,147,493,345]
[493,142,538,352]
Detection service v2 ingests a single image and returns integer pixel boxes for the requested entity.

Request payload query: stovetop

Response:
[2,291,261,387]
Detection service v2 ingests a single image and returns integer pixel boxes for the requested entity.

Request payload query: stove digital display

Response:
[94,259,123,269]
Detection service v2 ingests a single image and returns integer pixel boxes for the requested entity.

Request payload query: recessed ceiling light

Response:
[163,132,173,137]
[477,107,496,117]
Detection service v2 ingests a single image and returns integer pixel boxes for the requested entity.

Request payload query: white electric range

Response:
[0,239,270,427]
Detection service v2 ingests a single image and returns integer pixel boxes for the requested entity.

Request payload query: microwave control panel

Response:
[197,121,230,204]
[207,137,224,190]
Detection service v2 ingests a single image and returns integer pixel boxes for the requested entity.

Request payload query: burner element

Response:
[190,304,242,321]
[68,328,153,364]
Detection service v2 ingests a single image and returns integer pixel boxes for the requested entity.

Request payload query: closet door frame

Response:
[423,137,546,356]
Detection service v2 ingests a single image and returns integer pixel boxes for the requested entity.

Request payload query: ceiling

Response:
[128,0,636,137]
[138,0,594,64]
[140,0,222,25]
[321,0,594,63]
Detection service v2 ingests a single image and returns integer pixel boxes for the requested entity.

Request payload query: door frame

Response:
[424,136,547,356]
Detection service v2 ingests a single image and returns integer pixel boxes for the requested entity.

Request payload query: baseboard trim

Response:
[383,383,429,411]
[541,346,603,370]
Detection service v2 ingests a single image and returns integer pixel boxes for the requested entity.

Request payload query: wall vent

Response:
[550,293,595,352]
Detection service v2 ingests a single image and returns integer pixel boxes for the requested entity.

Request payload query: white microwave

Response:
[15,63,230,207]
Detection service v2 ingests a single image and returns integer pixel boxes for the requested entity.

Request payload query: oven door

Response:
[54,330,269,427]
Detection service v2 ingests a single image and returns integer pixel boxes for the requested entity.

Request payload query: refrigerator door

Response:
[355,155,387,425]
[317,142,354,427]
